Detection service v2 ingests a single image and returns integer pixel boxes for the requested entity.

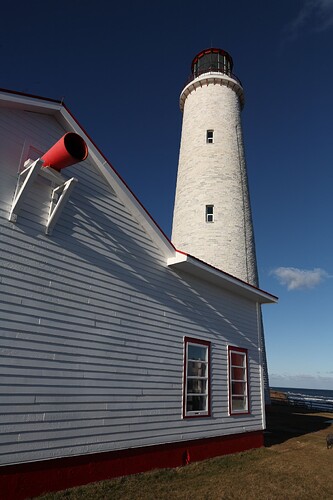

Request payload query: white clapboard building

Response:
[0,87,277,499]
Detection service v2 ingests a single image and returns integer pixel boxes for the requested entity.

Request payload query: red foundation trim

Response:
[0,431,263,499]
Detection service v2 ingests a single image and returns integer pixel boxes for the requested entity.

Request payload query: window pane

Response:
[188,344,207,361]
[187,395,207,412]
[206,130,214,143]
[231,352,245,367]
[232,397,247,411]
[197,56,210,74]
[187,378,207,394]
[206,205,214,223]
[226,60,231,74]
[232,382,246,396]
[231,367,245,381]
[188,360,207,377]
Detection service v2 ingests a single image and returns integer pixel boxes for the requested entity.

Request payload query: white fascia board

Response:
[167,252,278,304]
[0,91,62,114]
[58,107,177,261]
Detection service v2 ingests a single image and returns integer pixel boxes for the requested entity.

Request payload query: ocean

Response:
[271,387,333,412]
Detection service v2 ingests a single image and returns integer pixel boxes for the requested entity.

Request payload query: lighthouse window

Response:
[183,337,211,417]
[206,130,214,143]
[228,346,249,415]
[205,205,214,223]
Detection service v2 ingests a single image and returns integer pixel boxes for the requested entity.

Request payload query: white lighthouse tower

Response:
[172,48,270,400]
[172,48,258,284]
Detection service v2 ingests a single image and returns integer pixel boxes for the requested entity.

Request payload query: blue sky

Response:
[1,0,332,390]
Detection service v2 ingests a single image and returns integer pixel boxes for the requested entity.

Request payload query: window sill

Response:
[229,411,250,416]
[183,412,211,419]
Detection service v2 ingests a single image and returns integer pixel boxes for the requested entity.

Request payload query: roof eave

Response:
[167,252,278,304]
[0,88,62,113]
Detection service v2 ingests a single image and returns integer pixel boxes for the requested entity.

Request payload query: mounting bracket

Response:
[9,159,43,223]
[46,177,77,235]
[9,158,78,235]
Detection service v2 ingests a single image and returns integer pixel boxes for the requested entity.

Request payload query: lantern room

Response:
[191,48,233,78]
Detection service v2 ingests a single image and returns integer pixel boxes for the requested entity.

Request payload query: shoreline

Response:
[269,389,333,413]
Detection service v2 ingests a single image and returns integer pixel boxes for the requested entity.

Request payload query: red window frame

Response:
[183,337,211,418]
[228,346,250,415]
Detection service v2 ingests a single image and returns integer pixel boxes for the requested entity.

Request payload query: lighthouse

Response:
[172,48,258,284]
[172,48,270,400]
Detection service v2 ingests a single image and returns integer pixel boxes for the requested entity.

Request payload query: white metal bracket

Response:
[46,177,77,235]
[9,158,78,235]
[9,159,43,222]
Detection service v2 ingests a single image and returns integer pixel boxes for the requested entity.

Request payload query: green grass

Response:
[36,407,333,500]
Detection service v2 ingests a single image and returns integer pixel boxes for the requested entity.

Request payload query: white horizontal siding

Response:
[0,106,264,467]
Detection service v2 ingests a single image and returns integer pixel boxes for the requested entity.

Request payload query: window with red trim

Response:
[228,346,249,414]
[183,337,210,417]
